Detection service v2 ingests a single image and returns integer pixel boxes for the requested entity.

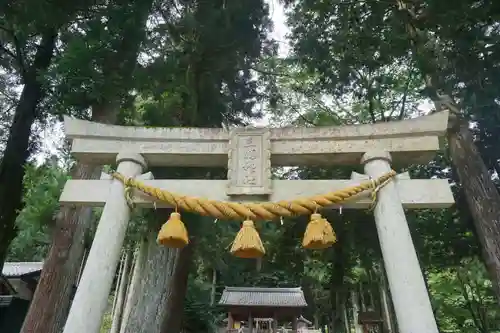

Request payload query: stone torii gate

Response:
[59,111,454,333]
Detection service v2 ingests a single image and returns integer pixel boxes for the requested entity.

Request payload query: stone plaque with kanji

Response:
[226,128,271,196]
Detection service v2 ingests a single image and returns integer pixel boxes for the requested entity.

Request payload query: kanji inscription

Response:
[227,128,271,196]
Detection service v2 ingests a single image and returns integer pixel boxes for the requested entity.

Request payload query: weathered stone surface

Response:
[362,150,440,333]
[60,175,454,210]
[63,111,449,167]
[226,128,271,196]
[62,153,146,333]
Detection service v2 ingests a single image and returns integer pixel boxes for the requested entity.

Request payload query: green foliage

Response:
[120,0,274,128]
[429,258,500,333]
[51,0,154,119]
[7,162,67,261]
[99,296,114,333]
[2,0,500,332]
[182,276,220,332]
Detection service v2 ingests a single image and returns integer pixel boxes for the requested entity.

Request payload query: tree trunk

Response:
[396,0,500,304]
[20,1,154,331]
[351,291,363,333]
[120,225,194,333]
[342,303,350,333]
[359,284,367,312]
[19,163,100,333]
[120,239,147,333]
[331,291,341,333]
[448,118,500,304]
[0,28,58,271]
[112,252,126,319]
[20,108,116,333]
[210,267,217,306]
[111,248,133,333]
[314,313,320,330]
[120,231,177,333]
[379,272,395,333]
[160,239,194,333]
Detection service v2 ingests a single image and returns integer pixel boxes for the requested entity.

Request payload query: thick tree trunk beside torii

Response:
[0,28,58,273]
[120,231,177,333]
[448,117,500,304]
[395,0,500,304]
[20,113,115,333]
[20,1,154,331]
[120,239,148,333]
[120,225,194,333]
[20,164,100,333]
[160,240,194,333]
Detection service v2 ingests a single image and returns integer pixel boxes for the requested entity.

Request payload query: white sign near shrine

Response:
[60,111,454,333]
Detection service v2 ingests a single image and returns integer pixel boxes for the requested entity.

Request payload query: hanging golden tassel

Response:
[230,220,265,258]
[302,213,337,249]
[157,212,189,248]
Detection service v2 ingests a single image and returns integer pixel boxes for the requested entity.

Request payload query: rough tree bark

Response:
[329,214,347,332]
[120,239,148,333]
[342,303,350,333]
[448,117,500,303]
[120,223,194,333]
[19,164,100,333]
[160,238,194,332]
[112,252,126,320]
[0,28,58,271]
[395,0,500,303]
[379,270,395,333]
[120,230,175,333]
[351,291,363,333]
[210,268,217,306]
[20,1,154,331]
[111,248,133,333]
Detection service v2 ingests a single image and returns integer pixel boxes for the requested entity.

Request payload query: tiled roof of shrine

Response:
[218,287,307,308]
[2,262,43,277]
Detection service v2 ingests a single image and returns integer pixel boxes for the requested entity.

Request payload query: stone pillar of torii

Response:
[59,111,454,333]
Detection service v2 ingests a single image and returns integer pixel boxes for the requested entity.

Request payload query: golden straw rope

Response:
[111,170,396,220]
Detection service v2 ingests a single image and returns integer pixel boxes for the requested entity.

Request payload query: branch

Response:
[0,87,18,105]
[468,272,490,330]
[291,86,352,125]
[393,0,462,115]
[367,91,377,123]
[331,98,361,123]
[398,66,414,120]
[250,66,293,78]
[0,25,27,79]
[0,43,17,60]
[290,105,317,126]
[456,270,485,332]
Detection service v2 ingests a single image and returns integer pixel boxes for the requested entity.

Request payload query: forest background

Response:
[0,0,499,332]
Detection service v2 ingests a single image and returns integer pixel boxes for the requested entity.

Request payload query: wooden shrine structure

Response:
[218,287,308,332]
[58,111,455,333]
[0,262,44,333]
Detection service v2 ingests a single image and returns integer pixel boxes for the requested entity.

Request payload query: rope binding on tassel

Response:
[157,211,189,248]
[230,220,265,258]
[302,212,337,250]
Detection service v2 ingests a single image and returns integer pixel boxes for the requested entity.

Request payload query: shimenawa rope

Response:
[111,170,396,220]
[110,170,396,257]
